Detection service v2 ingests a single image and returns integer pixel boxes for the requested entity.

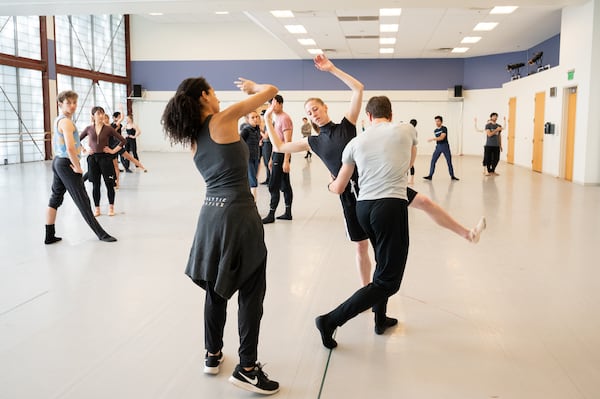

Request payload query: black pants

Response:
[126,137,139,161]
[204,265,266,368]
[48,158,111,239]
[88,153,116,206]
[326,198,409,326]
[261,140,272,182]
[268,152,293,211]
[483,146,500,173]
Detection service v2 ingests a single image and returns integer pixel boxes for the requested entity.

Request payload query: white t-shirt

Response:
[342,122,418,201]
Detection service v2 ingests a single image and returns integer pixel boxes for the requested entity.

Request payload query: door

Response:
[532,91,545,172]
[507,97,516,164]
[564,88,577,181]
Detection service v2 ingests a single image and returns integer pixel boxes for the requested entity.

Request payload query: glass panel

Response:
[0,16,16,56]
[54,15,72,66]
[71,16,93,70]
[16,16,41,60]
[0,66,44,163]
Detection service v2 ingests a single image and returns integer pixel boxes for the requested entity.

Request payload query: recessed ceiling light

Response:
[149,12,163,16]
[271,10,294,18]
[461,36,481,44]
[380,37,396,45]
[474,22,498,31]
[452,47,470,53]
[380,48,394,54]
[298,38,317,46]
[215,11,229,15]
[380,8,402,16]
[308,49,323,55]
[380,24,399,33]
[285,25,307,34]
[490,6,518,14]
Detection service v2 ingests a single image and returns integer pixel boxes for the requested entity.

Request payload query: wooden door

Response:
[507,97,516,164]
[564,88,577,181]
[532,92,545,172]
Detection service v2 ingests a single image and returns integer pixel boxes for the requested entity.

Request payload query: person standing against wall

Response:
[423,115,459,181]
[484,112,503,176]
[301,117,312,158]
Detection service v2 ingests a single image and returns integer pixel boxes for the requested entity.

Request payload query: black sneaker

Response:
[229,363,279,395]
[204,351,223,375]
[423,175,432,180]
[451,176,460,181]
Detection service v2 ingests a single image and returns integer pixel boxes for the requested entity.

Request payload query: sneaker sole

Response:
[203,354,224,375]
[228,376,280,395]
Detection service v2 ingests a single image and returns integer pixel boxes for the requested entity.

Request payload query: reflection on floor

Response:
[1,153,599,399]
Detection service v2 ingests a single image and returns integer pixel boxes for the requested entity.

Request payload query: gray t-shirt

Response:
[485,123,501,147]
[342,122,418,201]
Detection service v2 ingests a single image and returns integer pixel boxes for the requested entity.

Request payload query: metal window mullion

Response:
[15,67,24,162]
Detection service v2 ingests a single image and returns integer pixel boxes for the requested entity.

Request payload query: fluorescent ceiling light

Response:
[380,48,394,54]
[215,11,229,15]
[285,25,307,34]
[380,24,399,33]
[149,12,163,16]
[380,37,396,45]
[380,8,402,16]
[461,36,481,44]
[490,6,518,14]
[452,47,469,53]
[474,22,498,31]
[271,10,294,18]
[298,38,317,46]
[308,49,323,55]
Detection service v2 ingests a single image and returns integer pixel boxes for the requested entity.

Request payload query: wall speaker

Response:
[132,84,142,98]
[454,85,463,98]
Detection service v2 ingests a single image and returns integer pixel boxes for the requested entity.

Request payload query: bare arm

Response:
[314,54,364,125]
[263,104,310,153]
[328,163,355,195]
[60,118,83,174]
[211,78,277,144]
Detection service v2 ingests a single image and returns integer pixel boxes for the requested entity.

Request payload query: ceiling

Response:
[3,0,587,59]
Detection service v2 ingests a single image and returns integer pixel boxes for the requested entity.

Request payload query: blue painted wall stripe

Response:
[132,34,560,92]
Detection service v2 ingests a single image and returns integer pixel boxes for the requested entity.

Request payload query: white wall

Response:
[130,16,299,61]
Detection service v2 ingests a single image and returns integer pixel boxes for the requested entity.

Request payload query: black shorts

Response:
[407,186,417,205]
[339,183,368,242]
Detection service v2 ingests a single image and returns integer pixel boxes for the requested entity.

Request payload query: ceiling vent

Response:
[345,35,380,39]
[338,16,379,22]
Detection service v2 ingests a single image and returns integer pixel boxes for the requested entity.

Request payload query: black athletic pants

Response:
[326,198,409,326]
[87,153,116,206]
[267,152,293,212]
[204,265,266,368]
[48,157,111,239]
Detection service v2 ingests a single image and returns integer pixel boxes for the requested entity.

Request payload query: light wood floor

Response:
[1,152,599,399]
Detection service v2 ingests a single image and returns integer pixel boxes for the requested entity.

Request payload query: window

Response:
[0,65,44,163]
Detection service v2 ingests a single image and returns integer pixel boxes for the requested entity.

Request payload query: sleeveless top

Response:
[185,115,267,299]
[53,114,81,159]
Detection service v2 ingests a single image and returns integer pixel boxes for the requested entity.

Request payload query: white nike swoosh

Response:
[240,373,258,385]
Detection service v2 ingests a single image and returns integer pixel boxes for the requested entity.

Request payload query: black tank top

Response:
[193,115,253,203]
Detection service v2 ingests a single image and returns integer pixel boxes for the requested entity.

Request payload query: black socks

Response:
[276,206,292,220]
[315,315,337,349]
[374,316,398,335]
[262,210,275,224]
[44,224,62,245]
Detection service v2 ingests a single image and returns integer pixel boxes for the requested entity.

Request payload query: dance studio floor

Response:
[1,152,599,399]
